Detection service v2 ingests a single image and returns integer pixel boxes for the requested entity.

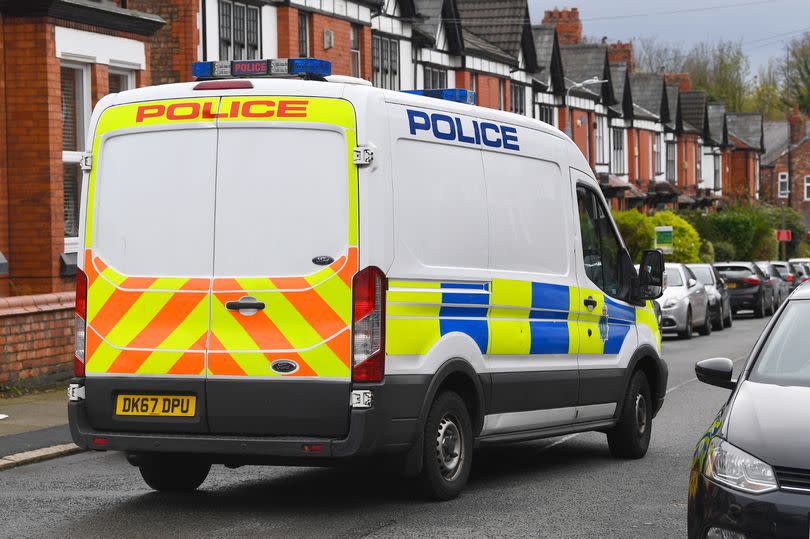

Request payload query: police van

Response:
[68,58,666,500]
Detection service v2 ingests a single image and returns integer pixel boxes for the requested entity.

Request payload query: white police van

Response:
[68,58,666,500]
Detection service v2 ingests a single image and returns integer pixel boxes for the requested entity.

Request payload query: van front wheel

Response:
[138,453,211,492]
[607,371,652,459]
[419,391,473,501]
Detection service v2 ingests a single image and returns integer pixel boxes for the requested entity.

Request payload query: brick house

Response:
[0,0,163,297]
[761,107,810,225]
[680,90,717,206]
[727,112,764,202]
[707,102,732,199]
[628,71,669,208]
[530,23,564,125]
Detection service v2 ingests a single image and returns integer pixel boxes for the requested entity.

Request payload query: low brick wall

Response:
[0,292,75,387]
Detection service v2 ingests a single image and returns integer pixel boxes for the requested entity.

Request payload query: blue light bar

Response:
[404,88,476,105]
[191,58,332,80]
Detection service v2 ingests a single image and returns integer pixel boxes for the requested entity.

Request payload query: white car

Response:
[656,263,711,339]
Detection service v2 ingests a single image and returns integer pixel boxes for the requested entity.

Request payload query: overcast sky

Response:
[526,0,809,77]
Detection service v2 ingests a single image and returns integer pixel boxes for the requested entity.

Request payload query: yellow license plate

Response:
[115,394,196,417]
[727,282,736,288]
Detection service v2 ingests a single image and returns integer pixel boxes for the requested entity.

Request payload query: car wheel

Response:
[419,391,473,501]
[138,453,210,492]
[678,309,693,339]
[723,305,733,328]
[711,304,723,331]
[754,294,766,318]
[607,370,652,459]
[698,307,712,336]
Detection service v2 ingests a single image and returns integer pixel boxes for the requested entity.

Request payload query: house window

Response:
[108,69,133,94]
[666,142,676,183]
[298,12,310,57]
[219,1,260,60]
[778,172,789,198]
[654,133,663,174]
[510,84,525,115]
[611,128,625,175]
[805,176,810,201]
[595,116,607,164]
[498,79,505,110]
[423,66,447,90]
[372,35,399,90]
[538,105,554,126]
[61,63,90,246]
[350,25,361,78]
[470,73,477,94]
[713,154,721,191]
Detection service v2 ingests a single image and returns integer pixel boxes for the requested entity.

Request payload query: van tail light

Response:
[743,276,761,286]
[351,266,386,383]
[74,268,88,377]
[787,273,795,283]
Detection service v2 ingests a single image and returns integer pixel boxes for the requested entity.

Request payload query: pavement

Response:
[0,314,770,538]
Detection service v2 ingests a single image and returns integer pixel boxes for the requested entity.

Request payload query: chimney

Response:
[789,103,807,144]
[608,41,634,73]
[664,73,692,92]
[542,7,582,45]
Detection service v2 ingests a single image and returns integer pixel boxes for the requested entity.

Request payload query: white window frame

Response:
[654,132,663,175]
[498,79,505,110]
[298,11,310,58]
[611,127,626,175]
[108,67,135,93]
[61,61,91,253]
[805,176,810,201]
[350,24,361,78]
[372,34,399,90]
[778,172,789,199]
[219,0,261,61]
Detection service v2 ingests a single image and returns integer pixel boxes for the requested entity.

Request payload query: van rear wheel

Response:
[138,453,211,492]
[607,371,652,459]
[419,391,473,501]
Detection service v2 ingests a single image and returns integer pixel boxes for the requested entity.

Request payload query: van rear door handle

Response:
[226,297,266,311]
[583,296,597,311]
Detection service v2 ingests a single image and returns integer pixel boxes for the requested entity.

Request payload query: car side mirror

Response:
[695,357,736,390]
[636,249,664,300]
[688,278,697,288]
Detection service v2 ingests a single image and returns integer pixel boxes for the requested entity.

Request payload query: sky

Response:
[526,0,810,77]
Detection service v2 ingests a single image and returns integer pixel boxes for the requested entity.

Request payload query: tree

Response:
[747,59,784,120]
[612,210,654,262]
[650,211,701,263]
[785,33,810,115]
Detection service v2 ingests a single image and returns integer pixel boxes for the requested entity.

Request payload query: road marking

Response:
[0,414,8,420]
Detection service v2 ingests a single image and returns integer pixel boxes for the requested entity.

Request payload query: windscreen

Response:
[715,266,753,279]
[664,269,683,286]
[750,301,810,387]
[690,266,714,285]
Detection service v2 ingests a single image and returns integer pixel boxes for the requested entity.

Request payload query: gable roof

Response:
[531,24,563,92]
[727,112,764,152]
[609,62,626,113]
[680,91,710,139]
[413,0,463,54]
[560,44,614,103]
[707,102,728,146]
[762,120,810,165]
[456,0,536,70]
[630,72,669,123]
[462,29,514,64]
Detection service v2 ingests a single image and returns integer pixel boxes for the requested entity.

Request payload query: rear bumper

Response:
[728,288,760,310]
[69,375,428,462]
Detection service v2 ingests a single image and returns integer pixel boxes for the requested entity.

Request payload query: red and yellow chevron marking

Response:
[208,247,356,379]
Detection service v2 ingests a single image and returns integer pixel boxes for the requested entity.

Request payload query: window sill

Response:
[64,237,80,254]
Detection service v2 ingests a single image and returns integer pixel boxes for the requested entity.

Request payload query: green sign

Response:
[655,226,673,255]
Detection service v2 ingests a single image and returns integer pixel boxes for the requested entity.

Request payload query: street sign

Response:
[776,229,792,242]
[655,226,674,255]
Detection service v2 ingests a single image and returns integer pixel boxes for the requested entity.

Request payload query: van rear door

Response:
[205,97,358,437]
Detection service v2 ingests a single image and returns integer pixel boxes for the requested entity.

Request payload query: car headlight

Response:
[663,297,682,308]
[704,438,777,494]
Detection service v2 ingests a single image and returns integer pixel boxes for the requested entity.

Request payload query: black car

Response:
[688,263,732,330]
[688,284,810,538]
[714,262,774,318]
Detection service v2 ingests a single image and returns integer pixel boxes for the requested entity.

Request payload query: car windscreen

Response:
[690,266,714,285]
[771,263,789,278]
[715,266,753,279]
[664,269,683,286]
[750,301,810,387]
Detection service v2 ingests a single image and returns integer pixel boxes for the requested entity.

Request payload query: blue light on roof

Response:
[191,58,332,80]
[192,61,213,79]
[288,58,332,78]
[404,88,476,105]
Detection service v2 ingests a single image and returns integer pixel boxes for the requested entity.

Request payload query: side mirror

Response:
[688,278,697,288]
[695,357,736,390]
[636,249,664,300]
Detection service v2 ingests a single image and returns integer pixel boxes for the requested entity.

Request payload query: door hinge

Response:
[353,146,374,166]
[67,383,85,401]
[80,153,93,172]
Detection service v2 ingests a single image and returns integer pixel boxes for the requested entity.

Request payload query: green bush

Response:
[713,241,737,262]
[701,207,774,260]
[650,211,701,263]
[699,239,715,263]
[612,209,654,262]
[797,241,810,258]
[760,205,805,258]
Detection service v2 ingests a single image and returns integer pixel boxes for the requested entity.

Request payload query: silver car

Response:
[656,263,711,339]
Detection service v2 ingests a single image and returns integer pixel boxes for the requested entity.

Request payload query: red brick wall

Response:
[128,0,198,84]
[542,8,581,45]
[627,128,637,181]
[277,6,299,58]
[0,292,74,387]
[608,42,633,72]
[570,108,589,158]
[309,15,371,79]
[638,129,652,184]
[678,134,699,191]
[0,14,8,296]
[761,139,810,210]
[476,73,506,110]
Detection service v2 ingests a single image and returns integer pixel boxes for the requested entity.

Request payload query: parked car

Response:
[687,263,732,330]
[793,263,810,285]
[714,262,774,318]
[657,263,711,339]
[770,261,801,293]
[755,261,787,308]
[688,283,810,538]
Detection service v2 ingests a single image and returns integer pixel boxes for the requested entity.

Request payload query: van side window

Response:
[576,186,621,297]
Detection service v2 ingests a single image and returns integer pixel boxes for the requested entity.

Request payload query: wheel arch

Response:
[620,344,668,418]
[418,358,488,437]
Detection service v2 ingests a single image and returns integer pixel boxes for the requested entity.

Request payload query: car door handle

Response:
[226,297,266,311]
[584,296,597,311]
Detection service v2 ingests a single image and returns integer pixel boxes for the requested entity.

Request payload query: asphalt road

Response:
[0,314,771,539]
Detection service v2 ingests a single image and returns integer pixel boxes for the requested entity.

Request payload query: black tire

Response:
[698,307,712,336]
[419,391,473,501]
[607,370,652,459]
[678,309,693,340]
[766,295,774,316]
[753,294,766,318]
[711,304,724,331]
[723,305,733,328]
[138,453,211,492]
